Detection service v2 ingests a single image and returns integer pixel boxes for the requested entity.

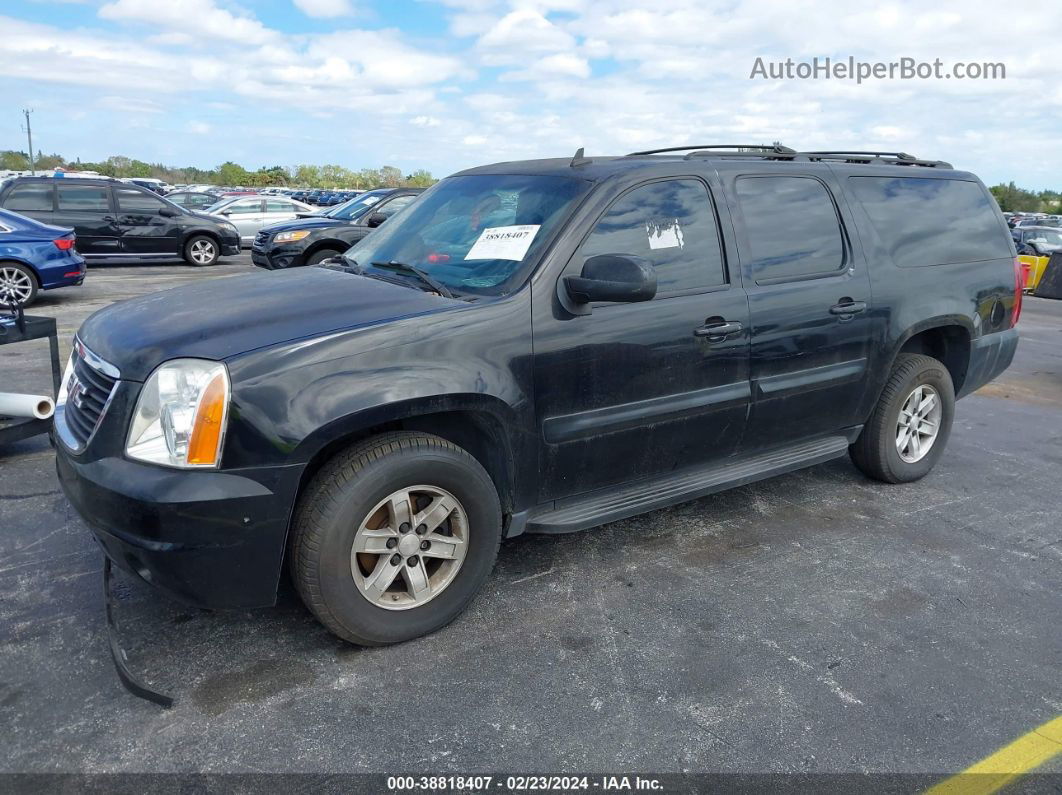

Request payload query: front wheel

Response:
[0,262,38,308]
[184,235,219,266]
[305,248,342,267]
[290,432,502,645]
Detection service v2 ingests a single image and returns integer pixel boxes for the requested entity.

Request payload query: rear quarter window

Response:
[4,183,54,212]
[848,177,1012,267]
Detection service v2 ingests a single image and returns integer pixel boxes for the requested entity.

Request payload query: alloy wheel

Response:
[895,384,942,463]
[350,485,468,611]
[0,266,33,306]
[190,240,216,264]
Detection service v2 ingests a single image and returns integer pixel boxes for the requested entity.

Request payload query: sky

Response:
[1,0,1059,188]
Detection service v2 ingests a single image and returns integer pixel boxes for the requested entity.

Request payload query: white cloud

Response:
[292,0,356,18]
[99,0,277,45]
[3,0,1062,187]
[187,121,212,134]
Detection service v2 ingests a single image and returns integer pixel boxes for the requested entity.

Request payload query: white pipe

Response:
[0,392,55,420]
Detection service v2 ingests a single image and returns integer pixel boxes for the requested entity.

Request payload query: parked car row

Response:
[0,175,241,303]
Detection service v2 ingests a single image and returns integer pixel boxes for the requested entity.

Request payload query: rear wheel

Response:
[305,248,342,266]
[0,262,38,308]
[290,431,502,645]
[850,353,955,483]
[184,235,219,266]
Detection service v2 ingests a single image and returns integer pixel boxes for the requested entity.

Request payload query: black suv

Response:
[0,177,240,266]
[55,145,1020,646]
[251,187,422,269]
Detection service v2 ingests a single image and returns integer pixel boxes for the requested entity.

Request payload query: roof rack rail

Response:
[625,144,952,169]
[803,150,953,168]
[627,144,796,157]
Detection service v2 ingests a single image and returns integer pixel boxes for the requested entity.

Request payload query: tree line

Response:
[988,182,1062,213]
[0,150,437,189]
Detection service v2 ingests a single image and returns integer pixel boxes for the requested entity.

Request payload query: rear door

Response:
[55,182,120,256]
[262,198,301,229]
[721,168,874,450]
[113,186,180,256]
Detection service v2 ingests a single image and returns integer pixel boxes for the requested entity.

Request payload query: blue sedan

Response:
[0,208,86,307]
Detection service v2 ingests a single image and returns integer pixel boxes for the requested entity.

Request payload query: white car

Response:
[206,196,315,246]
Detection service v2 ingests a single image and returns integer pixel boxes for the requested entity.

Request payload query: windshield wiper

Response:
[372,261,455,299]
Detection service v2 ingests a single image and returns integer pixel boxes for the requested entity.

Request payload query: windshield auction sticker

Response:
[465,225,540,261]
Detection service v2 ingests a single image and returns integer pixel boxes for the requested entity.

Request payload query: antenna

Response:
[570,147,591,167]
[21,109,35,176]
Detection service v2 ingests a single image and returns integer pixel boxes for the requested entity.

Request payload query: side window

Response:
[735,176,845,281]
[57,184,110,212]
[222,200,263,215]
[575,179,726,294]
[5,183,54,212]
[848,177,1014,267]
[266,199,294,213]
[374,194,416,220]
[116,188,166,214]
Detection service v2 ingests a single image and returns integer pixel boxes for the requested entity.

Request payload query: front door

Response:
[722,169,874,450]
[532,177,751,501]
[55,182,121,256]
[113,187,180,256]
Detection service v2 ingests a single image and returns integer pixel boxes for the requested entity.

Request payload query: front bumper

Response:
[56,446,302,609]
[251,243,302,270]
[221,241,240,256]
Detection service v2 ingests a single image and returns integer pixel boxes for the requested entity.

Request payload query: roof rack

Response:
[627,144,796,157]
[802,150,952,168]
[626,144,951,169]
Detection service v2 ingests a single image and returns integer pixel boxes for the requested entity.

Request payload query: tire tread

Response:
[290,431,501,645]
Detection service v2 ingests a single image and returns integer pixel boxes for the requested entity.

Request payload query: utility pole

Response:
[21,109,35,175]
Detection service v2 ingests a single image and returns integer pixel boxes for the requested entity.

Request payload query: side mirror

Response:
[159,206,179,218]
[564,254,657,305]
[365,212,387,228]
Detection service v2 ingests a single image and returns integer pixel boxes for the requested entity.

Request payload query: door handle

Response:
[694,320,743,340]
[829,300,867,316]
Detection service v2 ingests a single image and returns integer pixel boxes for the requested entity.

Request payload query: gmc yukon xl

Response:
[54,145,1020,647]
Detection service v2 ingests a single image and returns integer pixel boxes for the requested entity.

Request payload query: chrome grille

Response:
[63,340,119,449]
[252,230,270,252]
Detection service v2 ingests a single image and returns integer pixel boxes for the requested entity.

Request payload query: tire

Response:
[305,248,342,267]
[184,235,219,266]
[0,262,38,308]
[290,431,502,645]
[850,353,955,483]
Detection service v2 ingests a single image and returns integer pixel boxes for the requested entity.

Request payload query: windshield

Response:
[1029,230,1062,245]
[326,191,388,220]
[343,174,590,297]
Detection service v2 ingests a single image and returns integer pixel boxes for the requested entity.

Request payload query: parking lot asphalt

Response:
[1,254,1059,776]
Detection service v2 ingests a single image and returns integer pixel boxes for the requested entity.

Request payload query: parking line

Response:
[925,715,1062,795]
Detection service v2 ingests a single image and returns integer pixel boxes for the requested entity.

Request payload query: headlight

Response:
[126,359,230,469]
[274,229,310,243]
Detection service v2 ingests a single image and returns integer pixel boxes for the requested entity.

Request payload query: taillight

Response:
[1011,256,1023,327]
[53,237,75,251]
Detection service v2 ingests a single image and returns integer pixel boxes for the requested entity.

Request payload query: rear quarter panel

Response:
[839,167,1017,413]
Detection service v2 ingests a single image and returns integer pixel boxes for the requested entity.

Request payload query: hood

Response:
[260,215,349,235]
[77,266,457,381]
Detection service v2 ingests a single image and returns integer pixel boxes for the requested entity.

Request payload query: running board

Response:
[525,435,850,534]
